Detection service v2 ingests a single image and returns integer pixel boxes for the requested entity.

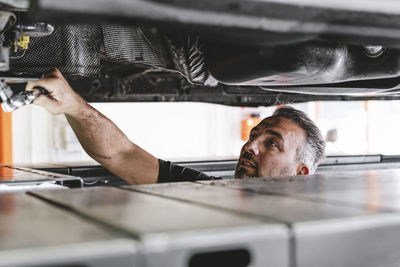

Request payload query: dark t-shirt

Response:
[157,159,219,183]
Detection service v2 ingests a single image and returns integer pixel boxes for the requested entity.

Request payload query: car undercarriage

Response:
[1,0,400,108]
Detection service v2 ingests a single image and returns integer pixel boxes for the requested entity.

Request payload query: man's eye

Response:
[249,134,256,141]
[265,140,278,148]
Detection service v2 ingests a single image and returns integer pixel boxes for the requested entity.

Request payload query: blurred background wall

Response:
[10,100,400,165]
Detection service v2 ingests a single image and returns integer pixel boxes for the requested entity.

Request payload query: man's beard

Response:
[234,167,254,179]
[234,152,258,179]
[234,152,295,178]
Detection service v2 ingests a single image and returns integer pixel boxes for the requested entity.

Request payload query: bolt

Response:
[363,45,385,58]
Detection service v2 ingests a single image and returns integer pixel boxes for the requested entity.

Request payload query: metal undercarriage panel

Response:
[0,0,400,105]
[29,0,400,47]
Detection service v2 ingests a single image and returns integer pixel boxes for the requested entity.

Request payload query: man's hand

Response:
[25,69,87,116]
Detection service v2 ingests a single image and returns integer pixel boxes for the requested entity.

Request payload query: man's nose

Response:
[245,138,259,156]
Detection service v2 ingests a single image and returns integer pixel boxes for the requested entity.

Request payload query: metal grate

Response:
[9,24,102,77]
[102,24,166,67]
[2,23,215,86]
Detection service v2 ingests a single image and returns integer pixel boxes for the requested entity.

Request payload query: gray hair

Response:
[272,106,325,174]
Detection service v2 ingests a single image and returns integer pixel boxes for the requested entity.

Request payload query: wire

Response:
[9,48,26,59]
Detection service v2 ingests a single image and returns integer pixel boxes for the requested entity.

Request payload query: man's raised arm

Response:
[25,69,159,184]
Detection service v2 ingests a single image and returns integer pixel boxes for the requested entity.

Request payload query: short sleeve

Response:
[157,159,218,183]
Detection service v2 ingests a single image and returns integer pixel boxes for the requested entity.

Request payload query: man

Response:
[26,69,326,184]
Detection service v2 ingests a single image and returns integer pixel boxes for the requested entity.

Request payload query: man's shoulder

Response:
[157,159,219,183]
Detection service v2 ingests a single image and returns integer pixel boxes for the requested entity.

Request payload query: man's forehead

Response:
[259,117,282,128]
[253,117,304,136]
[252,117,283,132]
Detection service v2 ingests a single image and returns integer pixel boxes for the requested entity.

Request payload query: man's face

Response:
[234,117,306,178]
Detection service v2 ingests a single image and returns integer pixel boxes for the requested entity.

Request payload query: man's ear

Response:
[296,164,310,175]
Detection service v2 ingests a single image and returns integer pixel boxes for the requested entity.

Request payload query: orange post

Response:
[0,109,12,164]
[241,113,262,141]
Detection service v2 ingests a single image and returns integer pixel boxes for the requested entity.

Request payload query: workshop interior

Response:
[3,1,400,266]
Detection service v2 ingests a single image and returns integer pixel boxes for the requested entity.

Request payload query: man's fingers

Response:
[25,78,58,92]
[32,95,48,105]
[26,80,43,92]
[33,95,60,110]
[32,95,41,105]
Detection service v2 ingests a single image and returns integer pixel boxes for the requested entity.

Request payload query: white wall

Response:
[12,102,270,164]
[17,99,400,165]
[92,102,244,161]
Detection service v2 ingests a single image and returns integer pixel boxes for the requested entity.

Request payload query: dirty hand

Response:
[25,69,87,116]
